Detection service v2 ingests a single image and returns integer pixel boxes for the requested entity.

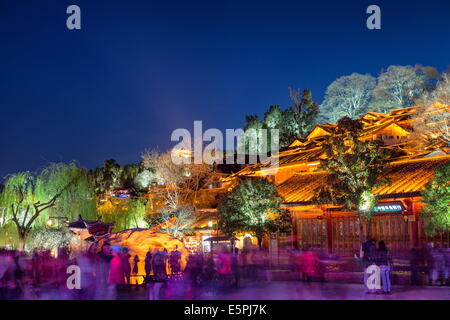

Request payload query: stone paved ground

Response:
[197,281,450,300]
[18,281,450,300]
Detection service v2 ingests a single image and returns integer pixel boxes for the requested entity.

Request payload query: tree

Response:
[369,65,438,113]
[145,209,196,239]
[101,159,123,191]
[243,114,265,155]
[141,150,216,235]
[90,159,122,194]
[134,169,154,191]
[28,229,76,253]
[0,162,89,251]
[280,88,319,146]
[120,163,142,190]
[320,73,376,123]
[312,117,391,246]
[142,150,215,211]
[422,163,450,235]
[218,178,292,248]
[99,197,148,231]
[412,73,450,146]
[264,105,283,130]
[90,160,145,194]
[244,88,319,149]
[53,166,97,223]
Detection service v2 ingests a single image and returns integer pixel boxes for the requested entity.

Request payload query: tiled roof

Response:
[277,171,327,203]
[232,106,448,178]
[373,157,450,196]
[278,156,450,205]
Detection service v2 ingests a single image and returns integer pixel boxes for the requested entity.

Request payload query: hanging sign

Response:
[373,201,405,213]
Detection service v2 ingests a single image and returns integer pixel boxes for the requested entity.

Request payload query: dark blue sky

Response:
[1,0,449,177]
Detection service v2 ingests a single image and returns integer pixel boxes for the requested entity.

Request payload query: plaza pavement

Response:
[19,281,450,300]
[198,281,450,300]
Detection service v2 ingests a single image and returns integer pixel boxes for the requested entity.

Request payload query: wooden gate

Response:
[369,214,410,252]
[297,218,327,251]
[298,213,412,256]
[331,216,360,256]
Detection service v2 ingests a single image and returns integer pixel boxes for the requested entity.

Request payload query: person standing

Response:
[444,247,450,286]
[299,246,316,284]
[95,242,113,299]
[410,246,424,286]
[169,246,182,276]
[376,240,392,294]
[362,237,377,293]
[121,247,132,285]
[149,248,167,300]
[144,248,153,282]
[430,244,446,286]
[108,246,125,299]
[216,248,233,293]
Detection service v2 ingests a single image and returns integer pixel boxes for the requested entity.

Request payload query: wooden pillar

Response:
[411,201,420,247]
[326,208,333,255]
[291,210,299,249]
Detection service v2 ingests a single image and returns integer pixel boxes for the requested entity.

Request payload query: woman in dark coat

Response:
[144,248,153,281]
[376,241,393,294]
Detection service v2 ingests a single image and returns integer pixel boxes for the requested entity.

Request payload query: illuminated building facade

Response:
[230,106,450,255]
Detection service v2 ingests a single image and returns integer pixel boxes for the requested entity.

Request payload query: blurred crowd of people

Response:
[411,242,450,286]
[1,240,449,300]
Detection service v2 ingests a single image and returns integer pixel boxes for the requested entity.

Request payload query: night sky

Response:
[1,0,449,178]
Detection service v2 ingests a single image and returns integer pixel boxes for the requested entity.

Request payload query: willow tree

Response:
[0,162,93,250]
[313,117,390,246]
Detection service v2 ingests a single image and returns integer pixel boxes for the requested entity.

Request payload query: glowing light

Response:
[359,191,375,213]
[172,148,192,159]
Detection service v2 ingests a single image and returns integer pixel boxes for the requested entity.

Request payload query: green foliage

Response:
[218,178,291,246]
[422,163,450,235]
[28,228,76,252]
[320,66,440,122]
[0,222,19,248]
[0,162,95,249]
[89,159,147,194]
[244,89,319,150]
[313,117,390,239]
[320,73,376,123]
[42,165,97,226]
[370,65,437,112]
[282,88,320,144]
[134,169,155,190]
[100,197,149,231]
[243,115,266,155]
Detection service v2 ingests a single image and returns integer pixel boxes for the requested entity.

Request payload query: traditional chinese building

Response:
[67,215,115,251]
[229,106,450,256]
